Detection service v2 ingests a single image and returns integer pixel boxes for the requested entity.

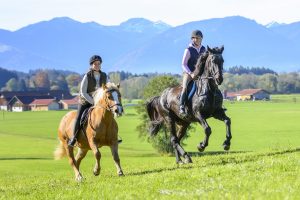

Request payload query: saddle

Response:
[177,80,197,101]
[187,81,197,101]
[80,107,94,128]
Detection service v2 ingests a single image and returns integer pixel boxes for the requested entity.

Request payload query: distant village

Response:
[0,89,270,112]
[0,90,78,112]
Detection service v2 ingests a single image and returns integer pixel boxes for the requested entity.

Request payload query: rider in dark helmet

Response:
[68,55,107,147]
[179,30,206,117]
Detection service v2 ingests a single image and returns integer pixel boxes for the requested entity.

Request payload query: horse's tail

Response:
[54,140,66,160]
[146,96,164,136]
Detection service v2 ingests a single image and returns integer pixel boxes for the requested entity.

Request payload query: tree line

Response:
[1,67,299,98]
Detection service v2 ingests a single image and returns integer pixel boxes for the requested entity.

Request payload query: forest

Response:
[0,66,299,99]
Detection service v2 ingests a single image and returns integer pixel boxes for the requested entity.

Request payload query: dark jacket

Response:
[187,46,206,72]
[80,70,107,105]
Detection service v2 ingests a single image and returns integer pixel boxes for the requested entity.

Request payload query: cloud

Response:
[0,44,12,53]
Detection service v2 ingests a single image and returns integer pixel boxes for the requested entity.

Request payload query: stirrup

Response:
[118,136,123,144]
[179,106,187,117]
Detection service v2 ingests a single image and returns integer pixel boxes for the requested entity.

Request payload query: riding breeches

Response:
[73,103,92,136]
[180,72,192,106]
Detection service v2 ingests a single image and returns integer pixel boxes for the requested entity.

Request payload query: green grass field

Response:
[0,95,299,199]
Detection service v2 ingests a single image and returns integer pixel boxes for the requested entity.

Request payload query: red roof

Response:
[60,98,78,105]
[226,92,238,97]
[236,89,268,96]
[29,99,57,106]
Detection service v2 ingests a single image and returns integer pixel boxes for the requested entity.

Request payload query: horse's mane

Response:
[194,51,209,77]
[93,82,119,104]
[193,46,224,78]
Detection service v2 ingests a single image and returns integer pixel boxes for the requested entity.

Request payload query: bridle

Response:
[106,89,123,110]
[93,88,122,112]
[89,88,123,131]
[201,54,222,84]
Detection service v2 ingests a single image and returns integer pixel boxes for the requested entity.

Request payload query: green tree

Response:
[257,73,278,93]
[121,76,149,99]
[1,78,19,91]
[33,71,50,90]
[136,75,185,154]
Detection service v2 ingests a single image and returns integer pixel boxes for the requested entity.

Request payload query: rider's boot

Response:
[179,91,187,117]
[68,120,80,147]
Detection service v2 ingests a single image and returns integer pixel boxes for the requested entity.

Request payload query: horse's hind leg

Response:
[65,144,84,181]
[75,148,88,169]
[196,113,211,152]
[213,109,232,151]
[167,117,192,164]
[176,123,191,164]
[110,143,124,176]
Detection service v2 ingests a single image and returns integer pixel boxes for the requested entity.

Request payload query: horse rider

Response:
[179,30,206,117]
[68,55,108,147]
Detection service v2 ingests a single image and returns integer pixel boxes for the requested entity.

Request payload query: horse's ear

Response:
[207,45,212,52]
[117,83,120,88]
[220,45,224,53]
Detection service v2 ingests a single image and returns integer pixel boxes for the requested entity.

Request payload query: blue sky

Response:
[1,0,300,31]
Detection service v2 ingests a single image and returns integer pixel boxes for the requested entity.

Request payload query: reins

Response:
[88,88,121,131]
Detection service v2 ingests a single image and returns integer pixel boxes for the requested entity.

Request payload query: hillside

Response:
[0,16,299,73]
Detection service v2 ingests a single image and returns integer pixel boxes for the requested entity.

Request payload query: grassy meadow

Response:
[0,94,299,199]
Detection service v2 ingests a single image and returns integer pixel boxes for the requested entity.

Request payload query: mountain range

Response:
[0,16,299,74]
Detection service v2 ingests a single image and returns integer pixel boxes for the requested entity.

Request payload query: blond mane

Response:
[93,82,119,104]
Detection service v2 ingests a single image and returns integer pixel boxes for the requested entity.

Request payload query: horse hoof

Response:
[75,175,84,182]
[176,160,184,165]
[197,144,205,152]
[93,169,100,176]
[118,171,124,176]
[223,145,230,151]
[184,155,193,164]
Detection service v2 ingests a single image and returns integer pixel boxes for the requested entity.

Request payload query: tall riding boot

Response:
[179,91,187,117]
[68,120,80,147]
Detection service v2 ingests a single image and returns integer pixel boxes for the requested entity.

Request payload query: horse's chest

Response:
[92,123,118,145]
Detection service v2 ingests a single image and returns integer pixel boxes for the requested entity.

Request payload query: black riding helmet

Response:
[89,55,102,65]
[191,30,203,39]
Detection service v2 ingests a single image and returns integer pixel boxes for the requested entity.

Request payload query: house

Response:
[30,99,60,111]
[7,95,54,112]
[0,90,75,111]
[60,96,79,110]
[236,89,270,101]
[0,97,9,111]
[224,92,238,101]
[223,89,270,101]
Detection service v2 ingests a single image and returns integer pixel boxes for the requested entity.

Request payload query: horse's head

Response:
[93,82,124,117]
[206,46,224,85]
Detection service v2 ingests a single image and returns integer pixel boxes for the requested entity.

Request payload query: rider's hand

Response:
[190,73,195,79]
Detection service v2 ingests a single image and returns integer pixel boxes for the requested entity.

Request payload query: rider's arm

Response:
[181,49,192,74]
[80,74,95,105]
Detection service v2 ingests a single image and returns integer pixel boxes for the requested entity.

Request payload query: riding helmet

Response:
[191,30,203,39]
[89,55,102,65]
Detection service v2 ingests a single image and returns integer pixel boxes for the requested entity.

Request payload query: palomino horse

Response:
[146,46,232,164]
[54,82,124,181]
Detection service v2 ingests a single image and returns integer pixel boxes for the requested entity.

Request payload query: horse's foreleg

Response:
[75,148,88,169]
[196,114,211,152]
[214,110,232,151]
[90,143,101,176]
[110,143,124,176]
[65,144,83,181]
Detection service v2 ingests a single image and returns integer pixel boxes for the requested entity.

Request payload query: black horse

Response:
[146,46,232,164]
